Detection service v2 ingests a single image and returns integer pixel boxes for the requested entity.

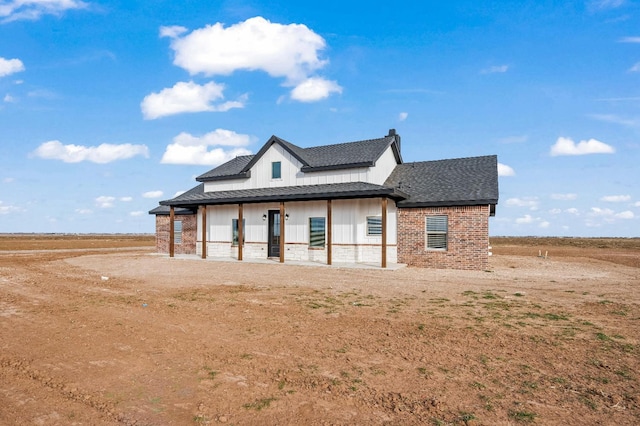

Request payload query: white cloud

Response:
[0,57,24,77]
[398,112,408,122]
[551,193,577,200]
[590,113,640,127]
[171,129,251,147]
[174,190,187,197]
[506,197,539,210]
[550,136,615,156]
[629,62,640,72]
[141,81,245,119]
[0,200,20,214]
[3,94,15,102]
[635,201,640,207]
[566,208,580,215]
[514,214,548,227]
[618,36,640,43]
[0,0,87,23]
[2,177,14,183]
[160,16,340,103]
[600,194,631,202]
[120,196,133,202]
[616,210,634,219]
[159,25,187,38]
[587,207,635,224]
[129,211,144,217]
[290,77,342,102]
[163,16,327,82]
[75,208,92,214]
[515,214,535,224]
[590,0,625,10]
[142,191,163,199]
[95,196,115,208]
[590,207,615,217]
[32,140,149,163]
[161,129,252,166]
[549,208,562,214]
[481,65,509,74]
[497,163,515,177]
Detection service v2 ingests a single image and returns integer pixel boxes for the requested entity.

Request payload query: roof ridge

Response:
[303,135,393,151]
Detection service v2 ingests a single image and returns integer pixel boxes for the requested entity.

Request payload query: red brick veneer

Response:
[398,205,490,270]
[155,214,197,255]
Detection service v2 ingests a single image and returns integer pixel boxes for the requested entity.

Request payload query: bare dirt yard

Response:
[0,235,638,425]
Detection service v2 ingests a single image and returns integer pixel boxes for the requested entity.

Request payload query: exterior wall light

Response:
[262,214,267,221]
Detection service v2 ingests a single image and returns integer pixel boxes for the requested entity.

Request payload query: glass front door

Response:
[268,210,280,257]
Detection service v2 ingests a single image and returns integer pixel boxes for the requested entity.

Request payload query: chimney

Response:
[387,128,401,153]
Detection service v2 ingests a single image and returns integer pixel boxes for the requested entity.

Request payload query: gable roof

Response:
[196,133,402,182]
[384,155,499,208]
[196,155,253,182]
[152,154,498,213]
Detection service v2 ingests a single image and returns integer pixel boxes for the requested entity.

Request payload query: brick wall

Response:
[397,205,490,270]
[155,214,197,255]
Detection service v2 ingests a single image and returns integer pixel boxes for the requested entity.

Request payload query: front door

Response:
[268,210,280,258]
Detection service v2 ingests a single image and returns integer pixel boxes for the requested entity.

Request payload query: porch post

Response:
[280,201,285,263]
[381,198,387,268]
[201,205,207,259]
[326,199,332,265]
[169,206,175,258]
[238,203,244,261]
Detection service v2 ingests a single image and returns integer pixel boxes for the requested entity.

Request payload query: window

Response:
[173,220,183,244]
[232,218,246,246]
[272,161,281,179]
[426,215,448,250]
[366,216,382,236]
[309,217,325,247]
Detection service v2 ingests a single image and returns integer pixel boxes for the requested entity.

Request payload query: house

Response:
[149,130,499,270]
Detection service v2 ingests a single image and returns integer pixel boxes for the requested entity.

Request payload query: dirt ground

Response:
[0,236,638,425]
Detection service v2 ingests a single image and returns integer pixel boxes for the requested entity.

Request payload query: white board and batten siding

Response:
[198,199,396,246]
[203,144,399,193]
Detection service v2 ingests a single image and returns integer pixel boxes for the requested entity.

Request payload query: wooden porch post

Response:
[201,206,207,259]
[169,206,175,258]
[280,201,285,263]
[327,199,332,265]
[238,203,244,261]
[381,198,387,268]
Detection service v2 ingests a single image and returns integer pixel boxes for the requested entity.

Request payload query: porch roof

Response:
[157,181,408,208]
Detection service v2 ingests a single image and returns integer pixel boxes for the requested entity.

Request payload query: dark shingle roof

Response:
[148,206,197,215]
[384,155,499,207]
[158,182,406,207]
[196,134,401,182]
[301,136,399,171]
[196,155,253,181]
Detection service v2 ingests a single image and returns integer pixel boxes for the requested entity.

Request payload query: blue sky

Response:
[1,0,639,236]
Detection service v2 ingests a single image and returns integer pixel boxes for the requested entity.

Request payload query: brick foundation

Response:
[155,214,197,255]
[398,205,490,270]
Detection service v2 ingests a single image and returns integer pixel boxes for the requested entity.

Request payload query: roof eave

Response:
[196,170,251,182]
[301,161,373,172]
[397,199,498,208]
[161,188,406,208]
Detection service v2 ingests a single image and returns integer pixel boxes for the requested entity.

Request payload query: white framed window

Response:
[366,216,382,236]
[272,161,281,179]
[426,215,448,250]
[173,220,183,244]
[309,217,325,247]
